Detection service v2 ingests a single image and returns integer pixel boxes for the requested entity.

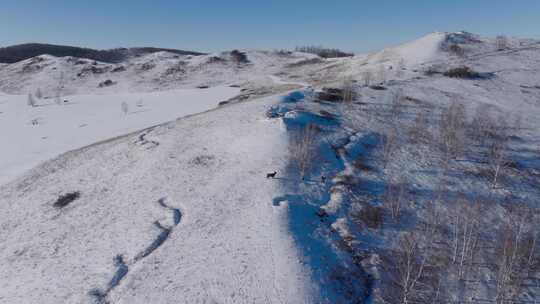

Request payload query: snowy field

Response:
[0,93,315,304]
[0,86,239,185]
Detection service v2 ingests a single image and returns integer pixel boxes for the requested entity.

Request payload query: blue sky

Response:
[1,0,539,53]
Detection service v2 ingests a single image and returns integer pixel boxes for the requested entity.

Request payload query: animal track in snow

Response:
[88,197,182,303]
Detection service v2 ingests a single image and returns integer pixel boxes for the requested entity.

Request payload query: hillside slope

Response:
[0,94,316,304]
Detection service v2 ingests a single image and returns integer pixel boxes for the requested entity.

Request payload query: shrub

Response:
[53,191,81,208]
[443,66,480,79]
[351,204,384,229]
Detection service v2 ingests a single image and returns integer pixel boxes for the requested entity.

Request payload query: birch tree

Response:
[495,204,538,304]
[290,123,317,180]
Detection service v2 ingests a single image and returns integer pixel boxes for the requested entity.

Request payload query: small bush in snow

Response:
[443,66,480,79]
[351,204,384,229]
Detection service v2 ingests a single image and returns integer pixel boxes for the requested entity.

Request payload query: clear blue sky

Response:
[1,0,539,53]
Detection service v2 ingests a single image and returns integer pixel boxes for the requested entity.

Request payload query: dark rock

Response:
[98,79,116,87]
[111,65,126,72]
[369,85,387,90]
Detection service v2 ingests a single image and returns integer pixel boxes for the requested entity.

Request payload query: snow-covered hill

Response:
[0,49,314,95]
[1,31,540,303]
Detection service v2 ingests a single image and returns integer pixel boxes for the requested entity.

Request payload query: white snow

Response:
[0,86,239,185]
[0,94,315,304]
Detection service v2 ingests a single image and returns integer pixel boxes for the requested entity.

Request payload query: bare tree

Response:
[377,64,386,84]
[35,88,43,99]
[396,58,406,78]
[383,178,407,221]
[469,103,497,146]
[121,101,129,115]
[439,101,467,160]
[362,70,373,87]
[290,123,317,180]
[489,138,508,189]
[449,197,481,280]
[381,127,398,169]
[389,89,404,124]
[496,35,509,51]
[382,232,440,304]
[487,116,510,188]
[494,204,538,304]
[408,110,432,144]
[27,93,36,107]
[341,77,355,106]
[55,71,65,105]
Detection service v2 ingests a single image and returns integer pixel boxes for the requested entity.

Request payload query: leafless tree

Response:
[35,88,43,99]
[382,232,440,304]
[121,101,129,115]
[489,137,509,189]
[439,101,467,160]
[396,58,406,77]
[494,204,538,304]
[469,103,497,145]
[449,197,481,279]
[423,200,442,239]
[408,110,432,144]
[389,89,403,124]
[496,35,509,51]
[55,71,65,105]
[27,93,36,107]
[381,127,398,169]
[487,116,511,188]
[341,77,355,106]
[290,123,317,180]
[362,70,373,86]
[377,64,386,84]
[383,178,407,221]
